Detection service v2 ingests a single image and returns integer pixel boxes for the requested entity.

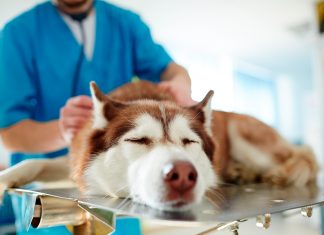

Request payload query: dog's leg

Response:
[263,145,318,186]
[227,116,318,186]
[223,159,261,184]
[0,156,70,198]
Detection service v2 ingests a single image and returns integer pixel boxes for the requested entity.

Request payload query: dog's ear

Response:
[90,82,127,129]
[90,82,109,129]
[188,90,214,135]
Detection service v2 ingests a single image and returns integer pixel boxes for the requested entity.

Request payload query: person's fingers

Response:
[66,127,83,141]
[182,98,198,106]
[158,81,195,106]
[67,96,93,109]
[62,116,89,129]
[175,95,197,106]
[66,128,78,136]
[59,96,93,143]
[62,131,73,144]
[157,82,171,91]
[60,106,92,118]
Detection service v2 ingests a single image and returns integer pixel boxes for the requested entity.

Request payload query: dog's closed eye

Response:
[125,137,152,145]
[182,138,199,145]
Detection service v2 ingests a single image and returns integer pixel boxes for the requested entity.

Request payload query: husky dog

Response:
[0,81,318,211]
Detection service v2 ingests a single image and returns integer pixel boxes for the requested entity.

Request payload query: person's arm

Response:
[0,120,66,153]
[128,14,195,106]
[0,95,92,154]
[159,62,196,106]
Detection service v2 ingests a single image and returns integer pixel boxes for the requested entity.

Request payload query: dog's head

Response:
[84,82,217,211]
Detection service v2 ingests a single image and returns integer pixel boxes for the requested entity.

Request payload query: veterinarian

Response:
[0,0,194,234]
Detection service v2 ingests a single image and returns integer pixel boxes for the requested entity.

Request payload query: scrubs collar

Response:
[52,0,95,22]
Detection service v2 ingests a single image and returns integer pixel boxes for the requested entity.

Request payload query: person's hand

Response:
[158,77,197,106]
[59,95,93,144]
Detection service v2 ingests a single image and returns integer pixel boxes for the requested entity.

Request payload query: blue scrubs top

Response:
[0,0,172,165]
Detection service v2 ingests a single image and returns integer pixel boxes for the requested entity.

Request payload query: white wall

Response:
[0,0,44,28]
[304,37,324,167]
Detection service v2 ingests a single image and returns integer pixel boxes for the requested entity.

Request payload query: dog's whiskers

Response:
[115,188,128,195]
[101,185,128,200]
[203,195,221,210]
[204,188,226,210]
[112,185,128,196]
[218,182,238,186]
[205,188,225,203]
[118,198,132,212]
[190,109,203,122]
[206,190,225,201]
[115,193,131,211]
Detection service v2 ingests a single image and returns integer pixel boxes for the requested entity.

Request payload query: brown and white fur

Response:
[0,81,318,211]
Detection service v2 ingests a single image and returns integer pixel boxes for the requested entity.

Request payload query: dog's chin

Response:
[158,200,195,212]
[132,196,197,212]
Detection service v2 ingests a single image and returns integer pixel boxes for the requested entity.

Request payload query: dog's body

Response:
[0,81,318,211]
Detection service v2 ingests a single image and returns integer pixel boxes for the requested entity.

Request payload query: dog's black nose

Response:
[163,161,197,193]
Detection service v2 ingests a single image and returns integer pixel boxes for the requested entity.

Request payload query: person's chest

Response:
[31,5,135,120]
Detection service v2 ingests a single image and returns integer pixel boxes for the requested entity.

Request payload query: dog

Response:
[0,81,318,211]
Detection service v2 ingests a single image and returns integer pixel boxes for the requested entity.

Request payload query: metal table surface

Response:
[10,180,324,225]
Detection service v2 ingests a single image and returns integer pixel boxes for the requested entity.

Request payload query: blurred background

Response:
[1,0,324,234]
[1,0,324,166]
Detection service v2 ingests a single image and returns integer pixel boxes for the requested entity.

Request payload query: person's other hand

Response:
[59,95,93,144]
[158,78,197,106]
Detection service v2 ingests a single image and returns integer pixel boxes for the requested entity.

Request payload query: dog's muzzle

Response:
[162,160,198,206]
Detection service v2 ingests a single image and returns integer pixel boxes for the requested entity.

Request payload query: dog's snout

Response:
[163,161,197,193]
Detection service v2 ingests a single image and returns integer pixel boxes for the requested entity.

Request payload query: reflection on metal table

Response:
[8,180,324,235]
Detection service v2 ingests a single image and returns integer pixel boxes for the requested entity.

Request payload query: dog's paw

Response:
[0,163,35,194]
[262,168,287,186]
[264,146,318,187]
[225,161,260,184]
[0,179,16,205]
[0,182,8,202]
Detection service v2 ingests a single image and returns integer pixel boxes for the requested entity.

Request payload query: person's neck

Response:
[69,8,93,22]
[52,0,94,22]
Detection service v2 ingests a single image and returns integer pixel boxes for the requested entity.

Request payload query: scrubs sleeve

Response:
[0,23,37,129]
[131,15,173,83]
